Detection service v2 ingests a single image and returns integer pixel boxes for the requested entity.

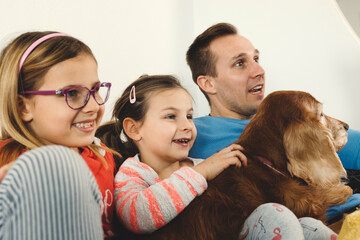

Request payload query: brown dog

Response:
[118,90,353,240]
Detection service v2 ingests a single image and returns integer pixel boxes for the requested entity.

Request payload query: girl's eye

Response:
[187,114,193,120]
[166,115,176,119]
[94,85,100,92]
[67,89,79,97]
[235,60,243,67]
[254,57,259,63]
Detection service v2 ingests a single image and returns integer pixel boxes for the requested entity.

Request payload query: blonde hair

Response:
[0,31,116,166]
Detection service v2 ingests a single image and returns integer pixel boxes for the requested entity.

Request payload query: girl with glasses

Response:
[0,31,119,239]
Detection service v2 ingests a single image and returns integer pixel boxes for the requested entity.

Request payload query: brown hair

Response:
[0,31,113,166]
[186,23,237,102]
[96,74,188,165]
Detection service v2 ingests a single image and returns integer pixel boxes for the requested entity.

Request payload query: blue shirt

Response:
[189,115,360,170]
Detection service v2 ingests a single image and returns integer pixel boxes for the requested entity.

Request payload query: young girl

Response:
[96,74,246,234]
[0,31,118,239]
[98,75,339,239]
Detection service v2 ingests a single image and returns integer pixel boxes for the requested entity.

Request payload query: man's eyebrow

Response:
[231,53,246,60]
[231,49,260,61]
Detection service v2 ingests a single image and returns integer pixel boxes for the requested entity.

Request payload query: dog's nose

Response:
[344,123,349,131]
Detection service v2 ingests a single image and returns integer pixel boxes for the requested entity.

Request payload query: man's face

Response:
[208,34,265,119]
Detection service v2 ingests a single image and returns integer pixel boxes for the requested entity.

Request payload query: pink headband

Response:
[18,32,68,73]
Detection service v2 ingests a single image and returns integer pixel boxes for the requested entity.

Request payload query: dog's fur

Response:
[118,91,353,240]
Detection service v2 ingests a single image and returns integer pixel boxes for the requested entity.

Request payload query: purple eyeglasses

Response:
[20,82,111,110]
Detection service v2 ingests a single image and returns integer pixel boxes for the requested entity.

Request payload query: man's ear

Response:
[18,95,33,122]
[197,75,216,94]
[123,117,142,141]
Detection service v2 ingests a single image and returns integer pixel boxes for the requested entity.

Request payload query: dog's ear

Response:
[283,120,346,187]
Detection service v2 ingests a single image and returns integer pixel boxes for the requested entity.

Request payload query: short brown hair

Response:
[186,23,237,101]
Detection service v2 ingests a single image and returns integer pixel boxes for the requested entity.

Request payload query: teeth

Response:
[176,139,189,143]
[249,85,262,93]
[74,122,93,128]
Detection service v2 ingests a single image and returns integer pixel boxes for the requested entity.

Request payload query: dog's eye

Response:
[320,112,324,117]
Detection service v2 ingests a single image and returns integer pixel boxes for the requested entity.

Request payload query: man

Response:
[186,22,360,225]
[187,22,265,159]
[187,22,360,171]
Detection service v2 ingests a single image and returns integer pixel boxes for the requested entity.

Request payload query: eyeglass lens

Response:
[66,84,110,109]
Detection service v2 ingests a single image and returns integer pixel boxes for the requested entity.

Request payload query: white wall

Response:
[337,0,360,38]
[1,0,359,129]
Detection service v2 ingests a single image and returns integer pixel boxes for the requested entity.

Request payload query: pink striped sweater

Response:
[114,154,207,234]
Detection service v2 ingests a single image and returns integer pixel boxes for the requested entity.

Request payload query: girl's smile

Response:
[72,119,96,132]
[172,137,191,147]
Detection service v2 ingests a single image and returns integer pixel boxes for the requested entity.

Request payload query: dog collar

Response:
[256,156,289,177]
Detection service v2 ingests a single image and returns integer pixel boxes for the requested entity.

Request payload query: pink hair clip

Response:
[129,85,136,104]
[18,32,68,73]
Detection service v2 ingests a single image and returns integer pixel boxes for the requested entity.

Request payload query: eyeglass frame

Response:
[20,82,112,110]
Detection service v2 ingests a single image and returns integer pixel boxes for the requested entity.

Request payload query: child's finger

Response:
[217,145,234,154]
[220,150,247,167]
[234,151,247,167]
[231,157,243,168]
[221,156,242,168]
[228,144,245,151]
[225,145,247,166]
[217,144,240,155]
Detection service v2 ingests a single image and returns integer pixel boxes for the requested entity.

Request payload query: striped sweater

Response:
[0,138,116,238]
[114,154,207,234]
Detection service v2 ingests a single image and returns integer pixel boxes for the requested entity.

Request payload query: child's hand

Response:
[0,162,13,183]
[192,144,247,181]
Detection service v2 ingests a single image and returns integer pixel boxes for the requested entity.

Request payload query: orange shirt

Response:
[80,146,116,237]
